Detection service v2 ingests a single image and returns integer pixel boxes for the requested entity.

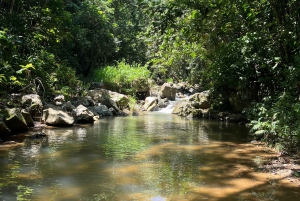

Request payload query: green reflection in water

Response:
[0,113,287,201]
[104,130,148,160]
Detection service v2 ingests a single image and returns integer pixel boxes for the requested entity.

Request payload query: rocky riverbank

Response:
[1,81,251,143]
[0,88,141,142]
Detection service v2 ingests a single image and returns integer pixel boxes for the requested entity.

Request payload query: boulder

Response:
[158,98,169,108]
[172,91,210,118]
[88,89,120,112]
[109,92,130,109]
[64,101,75,111]
[132,79,150,99]
[89,105,113,116]
[144,97,159,111]
[87,89,109,103]
[21,109,34,127]
[42,108,74,126]
[82,96,95,107]
[159,83,177,101]
[1,108,28,132]
[188,90,211,109]
[21,94,43,116]
[54,95,65,106]
[175,82,191,94]
[172,101,189,115]
[73,105,94,123]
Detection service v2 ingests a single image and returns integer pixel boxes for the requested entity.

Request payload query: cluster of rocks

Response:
[0,89,133,141]
[0,81,248,142]
[143,82,246,123]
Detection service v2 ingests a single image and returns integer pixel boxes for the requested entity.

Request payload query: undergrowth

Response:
[91,60,150,93]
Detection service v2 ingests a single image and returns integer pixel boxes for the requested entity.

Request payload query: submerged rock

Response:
[29,132,47,139]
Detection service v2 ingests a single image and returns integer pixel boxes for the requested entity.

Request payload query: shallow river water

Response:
[0,112,299,201]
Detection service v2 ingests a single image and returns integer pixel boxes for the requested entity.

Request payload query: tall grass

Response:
[92,61,150,92]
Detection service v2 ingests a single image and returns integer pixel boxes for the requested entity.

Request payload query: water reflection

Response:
[0,113,299,201]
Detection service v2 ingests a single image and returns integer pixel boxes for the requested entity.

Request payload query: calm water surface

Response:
[0,112,299,201]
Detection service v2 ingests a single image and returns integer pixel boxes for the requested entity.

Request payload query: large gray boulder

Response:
[87,89,120,113]
[159,83,177,101]
[21,94,43,117]
[188,90,211,109]
[81,96,95,107]
[42,108,74,126]
[172,91,211,118]
[109,92,130,109]
[89,105,113,117]
[144,97,159,111]
[73,105,94,123]
[87,89,109,103]
[172,101,189,115]
[1,108,28,132]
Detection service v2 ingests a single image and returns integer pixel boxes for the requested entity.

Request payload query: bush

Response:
[92,61,150,94]
[247,93,300,153]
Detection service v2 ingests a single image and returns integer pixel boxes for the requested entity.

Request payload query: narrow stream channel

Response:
[0,112,299,201]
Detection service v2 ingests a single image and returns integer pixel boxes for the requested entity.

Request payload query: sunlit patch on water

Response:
[151,195,166,201]
[0,114,299,201]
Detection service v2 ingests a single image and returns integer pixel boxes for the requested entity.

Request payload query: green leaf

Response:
[254,130,267,135]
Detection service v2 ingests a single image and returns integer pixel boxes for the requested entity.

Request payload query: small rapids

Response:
[157,101,176,114]
[158,95,189,114]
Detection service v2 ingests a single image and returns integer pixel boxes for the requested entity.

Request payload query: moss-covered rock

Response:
[1,108,28,133]
[109,92,130,109]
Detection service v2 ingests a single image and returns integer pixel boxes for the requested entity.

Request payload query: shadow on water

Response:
[0,113,299,201]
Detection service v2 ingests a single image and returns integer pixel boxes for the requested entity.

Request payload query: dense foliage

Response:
[0,0,146,94]
[143,0,300,152]
[1,0,300,151]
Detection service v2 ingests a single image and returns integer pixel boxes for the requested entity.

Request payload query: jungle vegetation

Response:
[1,0,300,152]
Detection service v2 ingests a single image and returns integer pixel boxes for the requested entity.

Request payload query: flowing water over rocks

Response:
[0,112,299,201]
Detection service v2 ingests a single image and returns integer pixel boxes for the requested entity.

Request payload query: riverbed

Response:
[0,112,299,201]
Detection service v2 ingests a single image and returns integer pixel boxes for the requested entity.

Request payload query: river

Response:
[0,112,299,201]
